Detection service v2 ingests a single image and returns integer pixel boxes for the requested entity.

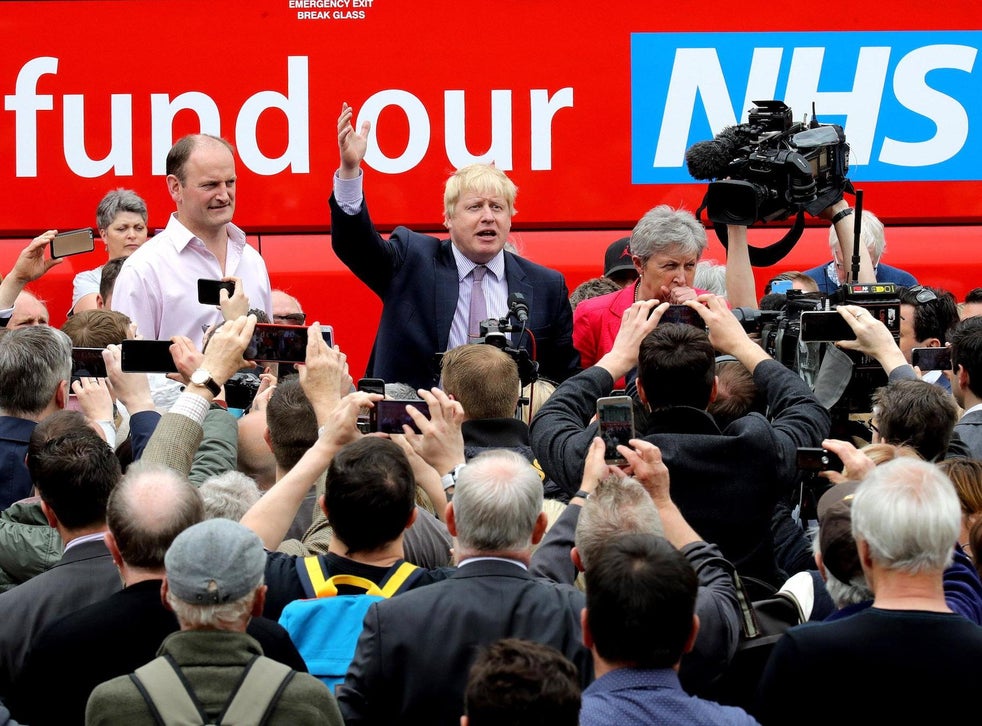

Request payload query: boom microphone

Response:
[507,292,530,323]
[684,124,756,180]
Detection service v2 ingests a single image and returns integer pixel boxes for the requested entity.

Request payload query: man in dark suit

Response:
[530,295,830,587]
[337,448,591,726]
[948,316,982,458]
[10,460,306,725]
[330,102,580,391]
[0,325,73,509]
[0,415,122,697]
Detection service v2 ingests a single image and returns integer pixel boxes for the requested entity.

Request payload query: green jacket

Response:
[0,499,61,592]
[85,630,341,726]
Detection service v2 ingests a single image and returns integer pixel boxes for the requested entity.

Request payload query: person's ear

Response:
[632,255,645,277]
[571,547,585,573]
[446,503,458,537]
[708,375,719,405]
[39,499,58,529]
[95,293,105,309]
[105,531,123,567]
[54,380,69,410]
[161,578,173,612]
[166,174,182,202]
[405,506,418,531]
[581,608,594,649]
[251,585,267,617]
[530,511,548,546]
[682,614,700,655]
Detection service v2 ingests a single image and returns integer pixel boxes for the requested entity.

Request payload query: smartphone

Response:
[911,346,951,371]
[796,447,844,472]
[798,310,857,343]
[596,395,635,465]
[656,304,706,330]
[71,347,108,380]
[50,228,95,259]
[244,323,334,363]
[370,399,431,434]
[357,378,386,433]
[197,278,236,306]
[120,339,179,374]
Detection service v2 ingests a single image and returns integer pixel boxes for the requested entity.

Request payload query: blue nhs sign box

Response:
[632,31,980,183]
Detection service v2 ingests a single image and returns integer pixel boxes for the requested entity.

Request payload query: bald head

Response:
[106,462,204,570]
[271,289,305,325]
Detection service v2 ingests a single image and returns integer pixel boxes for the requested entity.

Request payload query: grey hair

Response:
[574,476,664,571]
[95,188,148,230]
[0,326,72,416]
[809,525,872,609]
[384,382,422,400]
[166,581,262,630]
[828,209,885,266]
[852,458,961,574]
[452,449,543,552]
[199,471,262,522]
[629,205,707,262]
[693,260,727,296]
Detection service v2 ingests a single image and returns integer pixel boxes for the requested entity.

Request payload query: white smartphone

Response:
[596,395,635,465]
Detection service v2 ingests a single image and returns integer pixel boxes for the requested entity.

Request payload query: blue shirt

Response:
[800,261,917,295]
[580,667,760,725]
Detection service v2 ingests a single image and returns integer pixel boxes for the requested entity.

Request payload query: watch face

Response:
[191,370,209,384]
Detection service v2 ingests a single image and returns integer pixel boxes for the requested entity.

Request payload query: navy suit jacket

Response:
[330,197,580,390]
[0,416,36,510]
[337,558,591,726]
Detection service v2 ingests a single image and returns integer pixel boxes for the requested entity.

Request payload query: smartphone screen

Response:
[197,278,236,306]
[51,228,95,259]
[597,395,635,465]
[911,346,952,371]
[370,399,431,434]
[798,310,858,343]
[357,378,386,433]
[71,347,108,379]
[120,339,179,373]
[656,304,706,330]
[245,324,334,363]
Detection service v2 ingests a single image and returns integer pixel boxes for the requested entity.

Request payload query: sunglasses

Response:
[906,285,938,304]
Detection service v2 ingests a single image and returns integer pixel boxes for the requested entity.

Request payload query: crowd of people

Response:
[0,101,980,726]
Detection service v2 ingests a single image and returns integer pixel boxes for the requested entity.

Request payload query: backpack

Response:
[277,557,421,693]
[129,652,295,726]
[697,555,805,711]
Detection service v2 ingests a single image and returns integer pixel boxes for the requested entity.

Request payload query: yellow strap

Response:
[303,555,332,598]
[379,561,418,598]
[320,574,384,597]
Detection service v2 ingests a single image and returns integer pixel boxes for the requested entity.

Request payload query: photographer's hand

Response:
[198,314,257,387]
[297,322,351,425]
[596,299,664,381]
[834,305,908,376]
[820,437,875,484]
[103,344,154,414]
[687,294,769,372]
[219,276,249,321]
[402,387,466,477]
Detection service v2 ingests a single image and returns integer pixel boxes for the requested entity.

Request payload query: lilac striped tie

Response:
[468,265,488,338]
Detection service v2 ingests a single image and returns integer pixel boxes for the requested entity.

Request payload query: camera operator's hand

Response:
[820,437,875,484]
[71,376,114,426]
[596,299,665,382]
[297,321,351,424]
[248,371,277,415]
[834,304,908,376]
[167,336,202,386]
[687,294,770,372]
[103,344,154,414]
[401,387,466,478]
[338,101,370,180]
[219,276,249,321]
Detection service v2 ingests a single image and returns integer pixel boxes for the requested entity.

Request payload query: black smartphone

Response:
[197,278,236,306]
[51,228,95,259]
[911,346,951,371]
[120,339,179,374]
[596,395,635,465]
[798,310,857,343]
[796,447,844,472]
[656,304,707,330]
[357,377,386,433]
[370,399,431,434]
[71,347,108,380]
[244,323,334,363]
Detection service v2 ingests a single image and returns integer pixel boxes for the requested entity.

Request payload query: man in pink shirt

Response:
[112,134,272,350]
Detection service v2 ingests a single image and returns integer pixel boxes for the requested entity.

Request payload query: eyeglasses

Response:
[864,418,879,436]
[906,285,938,305]
[273,313,306,325]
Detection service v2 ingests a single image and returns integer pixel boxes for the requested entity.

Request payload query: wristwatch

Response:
[189,369,221,397]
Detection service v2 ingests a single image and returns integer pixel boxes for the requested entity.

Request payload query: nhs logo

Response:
[632,31,980,183]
